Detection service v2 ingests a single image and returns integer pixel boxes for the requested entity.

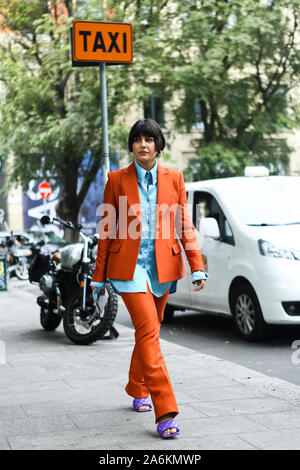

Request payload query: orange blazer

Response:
[91,161,204,284]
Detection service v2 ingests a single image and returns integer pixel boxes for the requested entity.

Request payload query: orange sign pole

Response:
[71,21,133,183]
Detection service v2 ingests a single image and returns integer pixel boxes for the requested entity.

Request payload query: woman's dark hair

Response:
[128,118,166,154]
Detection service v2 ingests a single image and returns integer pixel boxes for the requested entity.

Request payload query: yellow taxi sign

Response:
[72,20,133,64]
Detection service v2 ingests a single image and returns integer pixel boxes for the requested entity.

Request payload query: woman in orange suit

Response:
[91,118,208,438]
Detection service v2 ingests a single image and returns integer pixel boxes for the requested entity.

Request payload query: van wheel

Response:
[162,304,175,323]
[232,284,268,341]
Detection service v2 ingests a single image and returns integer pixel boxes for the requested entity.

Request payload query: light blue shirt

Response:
[91,159,208,297]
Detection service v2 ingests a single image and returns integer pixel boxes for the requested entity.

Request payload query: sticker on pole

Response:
[72,21,133,65]
[38,181,52,200]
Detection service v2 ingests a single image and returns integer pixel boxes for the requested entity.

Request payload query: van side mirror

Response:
[199,217,220,239]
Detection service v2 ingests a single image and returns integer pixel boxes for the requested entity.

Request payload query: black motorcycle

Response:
[28,216,118,345]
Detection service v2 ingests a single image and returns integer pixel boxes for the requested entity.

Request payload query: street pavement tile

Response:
[171,374,246,391]
[2,284,300,451]
[0,415,76,439]
[0,378,73,394]
[62,375,125,389]
[21,398,129,418]
[0,383,129,408]
[160,342,201,357]
[190,396,300,417]
[167,389,203,405]
[7,425,151,450]
[0,382,75,407]
[170,403,208,420]
[245,409,300,429]
[239,427,300,450]
[184,355,265,380]
[120,434,258,451]
[68,409,146,429]
[0,365,49,381]
[66,404,209,435]
[0,405,27,420]
[236,376,300,404]
[188,384,266,402]
[171,414,267,439]
[0,439,11,450]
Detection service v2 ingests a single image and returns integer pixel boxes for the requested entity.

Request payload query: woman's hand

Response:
[193,279,206,291]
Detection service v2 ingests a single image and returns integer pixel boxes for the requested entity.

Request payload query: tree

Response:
[107,0,300,179]
[0,0,129,238]
[1,0,299,216]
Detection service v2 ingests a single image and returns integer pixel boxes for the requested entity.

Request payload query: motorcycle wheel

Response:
[16,261,29,280]
[63,282,118,345]
[40,306,62,331]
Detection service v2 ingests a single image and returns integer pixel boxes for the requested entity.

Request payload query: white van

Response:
[165,167,300,342]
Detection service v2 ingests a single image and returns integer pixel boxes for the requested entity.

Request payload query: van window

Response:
[223,180,300,225]
[224,220,233,238]
[193,191,235,245]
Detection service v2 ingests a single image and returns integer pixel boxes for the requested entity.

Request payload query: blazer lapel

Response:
[121,161,171,222]
[121,161,142,221]
[157,163,171,214]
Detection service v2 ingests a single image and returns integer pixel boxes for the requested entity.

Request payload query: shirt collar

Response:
[134,159,157,185]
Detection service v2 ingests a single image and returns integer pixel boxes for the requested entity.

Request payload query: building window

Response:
[183,89,205,131]
[191,99,204,131]
[143,90,165,127]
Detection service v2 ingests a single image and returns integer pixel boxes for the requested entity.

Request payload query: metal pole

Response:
[43,197,47,215]
[99,62,110,184]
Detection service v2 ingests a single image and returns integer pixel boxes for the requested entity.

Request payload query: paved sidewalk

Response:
[1,281,300,450]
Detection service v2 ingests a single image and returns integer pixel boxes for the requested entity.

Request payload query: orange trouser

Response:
[121,284,179,423]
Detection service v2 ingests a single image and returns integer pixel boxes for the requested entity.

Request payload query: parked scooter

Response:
[6,237,31,280]
[28,215,118,345]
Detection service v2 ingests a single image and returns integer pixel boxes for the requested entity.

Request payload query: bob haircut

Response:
[128,118,166,154]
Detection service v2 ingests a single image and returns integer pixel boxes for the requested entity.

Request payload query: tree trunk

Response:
[55,165,80,242]
[54,152,102,243]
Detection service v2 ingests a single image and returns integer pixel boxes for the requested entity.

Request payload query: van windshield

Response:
[223,179,300,225]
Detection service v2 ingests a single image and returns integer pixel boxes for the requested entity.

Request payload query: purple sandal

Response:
[133,398,152,412]
[157,418,180,438]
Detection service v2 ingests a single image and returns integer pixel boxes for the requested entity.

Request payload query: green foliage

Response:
[173,0,300,177]
[0,0,129,222]
[183,142,248,181]
[108,0,300,179]
[0,0,299,214]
